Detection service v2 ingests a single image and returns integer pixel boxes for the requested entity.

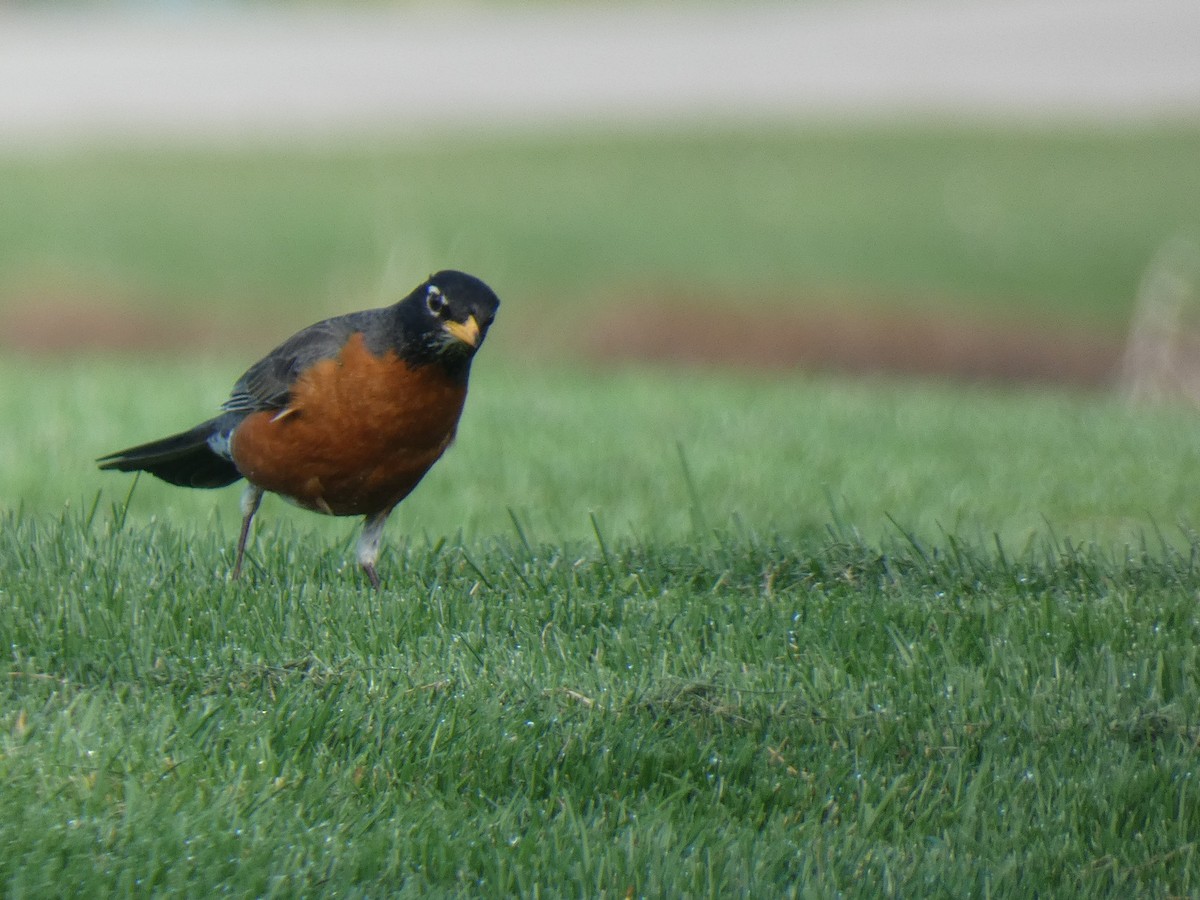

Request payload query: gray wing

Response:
[221,311,378,414]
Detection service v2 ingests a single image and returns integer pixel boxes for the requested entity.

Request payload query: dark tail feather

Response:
[97,418,242,489]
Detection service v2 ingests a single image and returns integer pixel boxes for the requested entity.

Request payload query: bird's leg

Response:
[232,484,264,580]
[357,509,393,590]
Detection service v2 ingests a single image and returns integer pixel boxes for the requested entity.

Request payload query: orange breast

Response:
[230,332,468,516]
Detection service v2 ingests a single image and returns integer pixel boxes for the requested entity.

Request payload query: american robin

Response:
[98,270,500,588]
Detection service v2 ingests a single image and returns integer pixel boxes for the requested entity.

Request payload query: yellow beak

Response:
[443,315,481,348]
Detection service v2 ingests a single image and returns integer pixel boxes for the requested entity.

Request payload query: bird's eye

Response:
[425,286,448,316]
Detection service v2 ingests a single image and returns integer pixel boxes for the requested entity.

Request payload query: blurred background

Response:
[2,0,1199,543]
[1,0,1197,381]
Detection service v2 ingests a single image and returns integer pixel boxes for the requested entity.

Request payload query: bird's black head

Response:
[394,270,500,374]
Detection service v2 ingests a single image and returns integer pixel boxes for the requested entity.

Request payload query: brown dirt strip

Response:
[587,301,1124,386]
[1,295,1124,387]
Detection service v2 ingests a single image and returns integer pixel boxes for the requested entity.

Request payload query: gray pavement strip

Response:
[0,0,1198,143]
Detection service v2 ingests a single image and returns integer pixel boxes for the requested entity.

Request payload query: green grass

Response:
[5,356,1200,548]
[3,125,1198,335]
[4,359,1200,895]
[4,124,1200,894]
[4,498,1200,896]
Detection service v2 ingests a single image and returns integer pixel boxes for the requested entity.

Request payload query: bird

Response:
[97,270,500,589]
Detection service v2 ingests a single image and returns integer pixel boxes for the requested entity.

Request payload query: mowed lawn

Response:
[4,356,1200,549]
[3,125,1200,895]
[4,356,1200,896]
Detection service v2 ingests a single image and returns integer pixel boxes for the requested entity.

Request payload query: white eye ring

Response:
[426,285,448,316]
